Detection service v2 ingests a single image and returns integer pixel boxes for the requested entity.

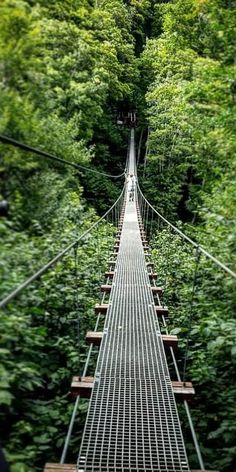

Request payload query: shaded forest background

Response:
[0,1,235,471]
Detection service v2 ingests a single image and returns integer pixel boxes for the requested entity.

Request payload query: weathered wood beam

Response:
[162,334,178,349]
[86,331,103,346]
[172,381,195,402]
[155,306,169,317]
[94,303,109,314]
[71,376,94,398]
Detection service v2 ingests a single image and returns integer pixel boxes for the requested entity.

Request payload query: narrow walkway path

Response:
[77,130,190,472]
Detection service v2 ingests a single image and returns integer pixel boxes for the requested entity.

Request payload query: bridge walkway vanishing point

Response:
[43,130,221,472]
[76,129,190,472]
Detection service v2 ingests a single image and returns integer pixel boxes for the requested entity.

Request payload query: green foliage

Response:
[150,227,236,471]
[140,0,236,263]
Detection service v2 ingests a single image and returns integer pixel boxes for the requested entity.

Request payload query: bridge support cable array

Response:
[2,126,228,470]
[0,183,126,469]
[44,130,223,472]
[136,163,236,461]
[57,130,202,472]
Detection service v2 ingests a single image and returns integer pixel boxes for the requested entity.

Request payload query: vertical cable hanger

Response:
[182,247,201,383]
[73,244,81,375]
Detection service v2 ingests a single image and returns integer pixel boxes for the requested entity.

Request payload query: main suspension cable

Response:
[0,134,125,179]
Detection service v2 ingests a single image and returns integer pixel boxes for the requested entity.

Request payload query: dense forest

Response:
[0,1,235,472]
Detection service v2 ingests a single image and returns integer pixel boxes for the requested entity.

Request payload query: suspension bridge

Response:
[1,128,234,471]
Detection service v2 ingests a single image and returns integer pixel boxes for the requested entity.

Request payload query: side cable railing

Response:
[136,182,236,278]
[136,181,236,470]
[0,186,125,310]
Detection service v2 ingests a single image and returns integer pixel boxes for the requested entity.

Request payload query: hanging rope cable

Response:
[73,244,81,375]
[0,134,125,179]
[0,186,125,310]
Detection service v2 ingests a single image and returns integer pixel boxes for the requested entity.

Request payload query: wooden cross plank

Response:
[151,286,163,295]
[94,303,109,314]
[155,306,169,317]
[44,465,76,472]
[71,376,94,398]
[172,381,195,402]
[86,331,103,345]
[162,334,178,349]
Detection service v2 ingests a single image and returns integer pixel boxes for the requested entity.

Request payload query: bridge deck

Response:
[77,130,190,471]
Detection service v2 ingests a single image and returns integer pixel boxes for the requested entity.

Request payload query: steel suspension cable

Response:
[137,185,206,470]
[0,134,125,179]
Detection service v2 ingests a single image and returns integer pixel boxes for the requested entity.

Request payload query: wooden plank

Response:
[94,303,108,314]
[44,464,217,472]
[101,284,112,293]
[151,286,163,295]
[155,306,169,317]
[149,273,158,280]
[105,271,114,278]
[86,331,103,345]
[172,381,195,402]
[44,465,76,472]
[71,376,94,398]
[162,334,178,349]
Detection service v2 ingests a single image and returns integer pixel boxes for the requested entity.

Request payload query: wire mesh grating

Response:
[77,130,190,472]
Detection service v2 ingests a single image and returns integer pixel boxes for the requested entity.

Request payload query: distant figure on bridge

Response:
[127,173,136,202]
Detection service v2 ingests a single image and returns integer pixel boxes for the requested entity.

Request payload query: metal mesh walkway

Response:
[77,130,190,472]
